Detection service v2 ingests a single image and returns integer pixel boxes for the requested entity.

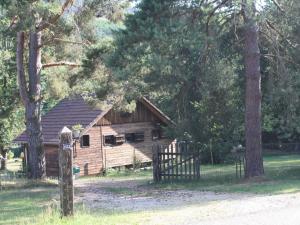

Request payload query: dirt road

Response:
[75,178,300,225]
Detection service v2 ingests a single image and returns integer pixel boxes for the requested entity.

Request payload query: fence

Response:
[152,142,245,183]
[153,142,201,182]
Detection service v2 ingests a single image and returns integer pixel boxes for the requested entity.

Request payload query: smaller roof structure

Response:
[14,96,173,145]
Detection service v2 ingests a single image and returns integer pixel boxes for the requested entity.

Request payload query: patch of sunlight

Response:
[268,160,300,165]
[277,188,300,194]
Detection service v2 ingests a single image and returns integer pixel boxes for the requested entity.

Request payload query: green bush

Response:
[7,151,14,159]
[200,142,234,164]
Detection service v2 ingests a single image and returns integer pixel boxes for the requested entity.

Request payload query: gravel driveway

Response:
[74,178,300,225]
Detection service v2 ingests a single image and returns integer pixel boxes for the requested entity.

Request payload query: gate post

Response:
[59,127,74,217]
[195,153,201,179]
[152,145,160,183]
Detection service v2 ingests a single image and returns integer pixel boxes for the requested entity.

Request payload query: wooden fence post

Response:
[195,150,201,179]
[152,145,160,183]
[59,127,74,217]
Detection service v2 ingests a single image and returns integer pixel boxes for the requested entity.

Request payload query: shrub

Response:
[7,151,14,159]
[200,142,234,164]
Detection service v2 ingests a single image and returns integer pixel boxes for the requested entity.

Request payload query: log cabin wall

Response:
[98,101,173,168]
[97,101,161,125]
[45,144,59,177]
[73,126,103,176]
[45,126,104,177]
[101,122,155,168]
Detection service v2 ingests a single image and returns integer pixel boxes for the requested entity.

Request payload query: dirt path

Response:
[74,178,300,225]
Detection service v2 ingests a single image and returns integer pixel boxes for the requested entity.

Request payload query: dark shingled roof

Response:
[14,97,104,144]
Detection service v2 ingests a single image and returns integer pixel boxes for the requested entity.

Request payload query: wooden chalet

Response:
[14,96,174,176]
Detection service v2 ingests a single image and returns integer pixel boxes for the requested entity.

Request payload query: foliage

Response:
[104,0,245,157]
[101,0,300,159]
[260,0,300,143]
[72,124,83,131]
[0,7,24,150]
[0,0,127,149]
[6,151,14,159]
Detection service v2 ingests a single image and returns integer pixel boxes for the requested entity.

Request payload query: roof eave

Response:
[139,97,175,126]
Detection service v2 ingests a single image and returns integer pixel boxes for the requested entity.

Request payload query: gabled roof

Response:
[14,96,173,145]
[139,97,174,125]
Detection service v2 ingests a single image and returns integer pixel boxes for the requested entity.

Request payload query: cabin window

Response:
[115,134,125,144]
[125,132,145,143]
[152,130,160,140]
[104,135,115,145]
[81,135,90,147]
[125,133,135,142]
[152,129,166,140]
[134,132,145,142]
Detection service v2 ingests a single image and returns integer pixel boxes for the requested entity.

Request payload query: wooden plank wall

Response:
[97,101,162,125]
[45,144,59,176]
[73,126,103,176]
[45,126,104,177]
[101,122,171,168]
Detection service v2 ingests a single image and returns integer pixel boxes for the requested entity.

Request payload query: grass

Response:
[0,159,57,190]
[34,210,151,225]
[0,187,57,225]
[154,154,300,194]
[0,187,151,225]
[1,154,300,224]
[105,167,152,179]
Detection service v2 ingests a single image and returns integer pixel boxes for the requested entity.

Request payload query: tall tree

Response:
[14,0,76,178]
[241,0,264,177]
[12,0,127,178]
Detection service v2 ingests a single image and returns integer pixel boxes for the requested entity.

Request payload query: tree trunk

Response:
[17,31,45,179]
[26,101,45,178]
[26,31,45,179]
[15,2,75,179]
[0,147,7,170]
[243,12,264,178]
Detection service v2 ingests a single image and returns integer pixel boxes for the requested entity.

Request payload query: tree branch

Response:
[42,61,81,68]
[37,0,75,31]
[206,0,230,35]
[262,54,300,67]
[16,32,29,105]
[270,0,284,13]
[266,19,298,48]
[53,38,91,46]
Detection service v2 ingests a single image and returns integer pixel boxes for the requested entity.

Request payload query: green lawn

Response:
[154,154,300,194]
[1,154,300,225]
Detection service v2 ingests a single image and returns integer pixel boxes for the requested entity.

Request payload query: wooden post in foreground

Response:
[152,145,160,183]
[59,127,74,217]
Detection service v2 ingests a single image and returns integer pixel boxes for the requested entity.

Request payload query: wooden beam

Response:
[43,61,81,68]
